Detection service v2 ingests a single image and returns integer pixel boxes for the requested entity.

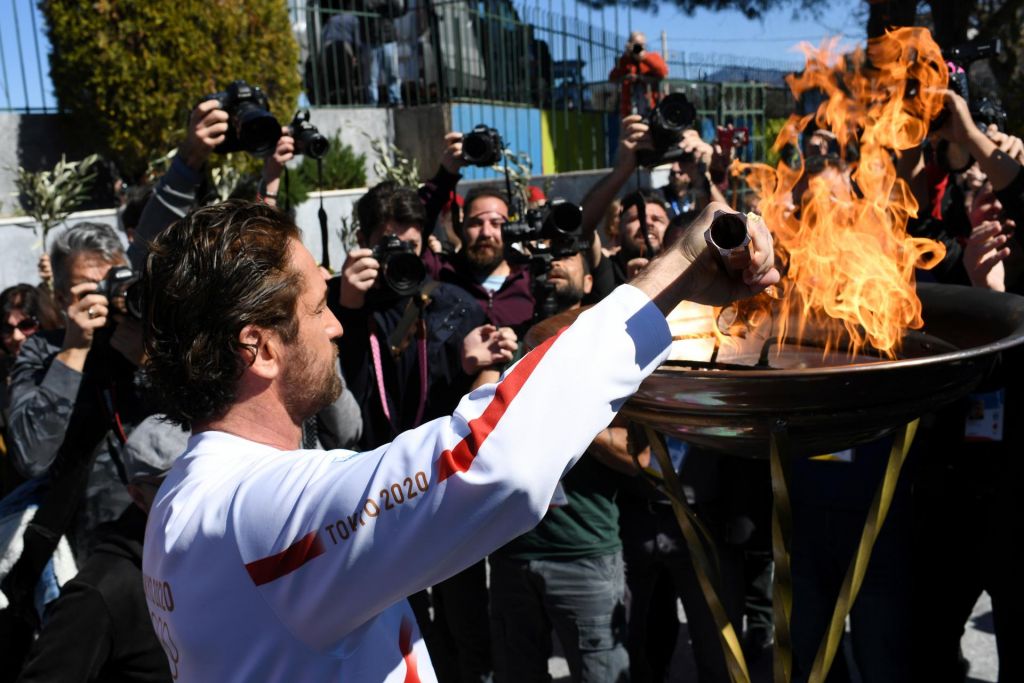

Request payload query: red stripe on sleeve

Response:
[437,326,567,482]
[399,616,421,683]
[245,530,326,586]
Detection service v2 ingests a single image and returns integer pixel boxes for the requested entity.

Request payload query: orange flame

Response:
[731,27,949,358]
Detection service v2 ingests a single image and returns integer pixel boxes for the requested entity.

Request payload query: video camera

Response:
[95,265,143,321]
[462,125,504,167]
[288,109,330,159]
[635,93,698,167]
[201,81,282,157]
[371,235,427,297]
[502,199,585,321]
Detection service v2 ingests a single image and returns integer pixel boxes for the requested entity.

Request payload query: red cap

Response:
[527,185,546,202]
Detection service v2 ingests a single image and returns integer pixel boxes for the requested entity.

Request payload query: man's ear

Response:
[583,273,594,296]
[239,324,280,381]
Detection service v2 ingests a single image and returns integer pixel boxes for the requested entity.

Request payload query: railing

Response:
[0,0,57,113]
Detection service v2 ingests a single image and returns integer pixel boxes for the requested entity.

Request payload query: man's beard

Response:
[465,239,505,274]
[282,342,342,423]
[552,280,585,311]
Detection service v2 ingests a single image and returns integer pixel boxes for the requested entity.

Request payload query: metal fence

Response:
[1,0,57,113]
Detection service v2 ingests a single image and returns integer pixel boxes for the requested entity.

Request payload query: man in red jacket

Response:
[609,31,669,117]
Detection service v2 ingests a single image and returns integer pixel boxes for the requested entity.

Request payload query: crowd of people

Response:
[0,49,1022,683]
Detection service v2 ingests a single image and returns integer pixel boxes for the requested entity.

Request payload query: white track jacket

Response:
[142,285,671,681]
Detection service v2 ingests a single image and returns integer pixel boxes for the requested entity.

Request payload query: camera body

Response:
[501,199,584,257]
[928,38,1006,133]
[201,80,282,157]
[462,125,504,167]
[288,109,330,159]
[631,43,644,56]
[371,235,427,297]
[635,93,697,167]
[95,265,143,321]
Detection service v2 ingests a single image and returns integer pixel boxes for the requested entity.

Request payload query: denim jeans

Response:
[363,42,401,106]
[490,551,629,683]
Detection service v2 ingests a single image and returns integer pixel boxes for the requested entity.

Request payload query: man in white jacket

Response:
[140,198,777,682]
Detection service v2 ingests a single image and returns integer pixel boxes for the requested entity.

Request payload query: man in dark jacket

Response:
[16,416,188,683]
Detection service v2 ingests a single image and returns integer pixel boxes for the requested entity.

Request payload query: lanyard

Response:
[369,319,429,433]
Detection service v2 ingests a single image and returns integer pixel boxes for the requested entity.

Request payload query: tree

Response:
[42,0,301,180]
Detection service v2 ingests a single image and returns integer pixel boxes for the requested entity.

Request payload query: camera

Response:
[632,43,644,56]
[635,93,697,167]
[462,125,504,167]
[95,265,143,321]
[201,80,282,157]
[926,38,1004,133]
[502,199,583,255]
[288,109,330,159]
[371,235,427,297]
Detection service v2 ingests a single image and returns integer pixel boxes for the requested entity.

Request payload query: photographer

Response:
[331,181,507,450]
[661,129,729,217]
[933,90,1024,232]
[6,223,151,558]
[488,249,640,683]
[609,32,668,117]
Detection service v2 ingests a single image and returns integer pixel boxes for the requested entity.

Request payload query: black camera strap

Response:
[317,158,330,271]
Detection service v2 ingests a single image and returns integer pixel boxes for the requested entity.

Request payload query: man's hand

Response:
[963,220,1011,292]
[679,129,714,167]
[440,132,465,175]
[57,283,109,371]
[262,127,296,185]
[339,248,380,309]
[616,115,652,171]
[626,257,649,280]
[986,125,1024,164]
[461,324,517,375]
[632,202,779,312]
[179,100,230,171]
[37,253,53,287]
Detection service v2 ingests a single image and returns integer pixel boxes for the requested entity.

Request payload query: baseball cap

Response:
[122,415,190,484]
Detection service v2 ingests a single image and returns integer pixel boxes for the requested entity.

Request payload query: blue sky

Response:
[1,0,867,111]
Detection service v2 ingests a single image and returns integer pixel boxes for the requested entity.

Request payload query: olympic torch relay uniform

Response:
[142,285,671,682]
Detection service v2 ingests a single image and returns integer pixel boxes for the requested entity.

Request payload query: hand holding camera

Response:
[440,132,466,175]
[62,282,109,361]
[615,114,653,170]
[180,100,230,170]
[339,248,381,310]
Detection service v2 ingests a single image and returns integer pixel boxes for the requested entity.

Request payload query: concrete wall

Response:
[0,165,670,290]
[305,107,393,185]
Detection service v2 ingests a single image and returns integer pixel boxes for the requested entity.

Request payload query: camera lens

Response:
[235,102,282,157]
[547,201,582,237]
[656,94,696,132]
[463,134,492,166]
[632,43,644,55]
[382,252,427,297]
[304,132,330,159]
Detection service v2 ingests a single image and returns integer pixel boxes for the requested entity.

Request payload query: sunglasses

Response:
[1,317,39,337]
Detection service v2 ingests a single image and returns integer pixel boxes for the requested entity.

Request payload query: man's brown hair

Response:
[143,200,302,426]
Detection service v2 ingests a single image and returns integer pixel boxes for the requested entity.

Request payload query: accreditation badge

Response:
[964,389,1005,442]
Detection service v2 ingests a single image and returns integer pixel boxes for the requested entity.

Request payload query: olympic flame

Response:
[716,28,950,359]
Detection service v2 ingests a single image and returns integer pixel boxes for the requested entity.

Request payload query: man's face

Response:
[366,220,423,256]
[281,240,344,423]
[1,308,38,356]
[59,251,127,307]
[549,252,593,311]
[669,161,697,194]
[462,196,509,274]
[618,202,670,259]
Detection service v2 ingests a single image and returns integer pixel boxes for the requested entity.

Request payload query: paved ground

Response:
[549,592,998,682]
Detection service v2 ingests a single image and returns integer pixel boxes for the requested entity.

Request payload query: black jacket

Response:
[17,506,172,683]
